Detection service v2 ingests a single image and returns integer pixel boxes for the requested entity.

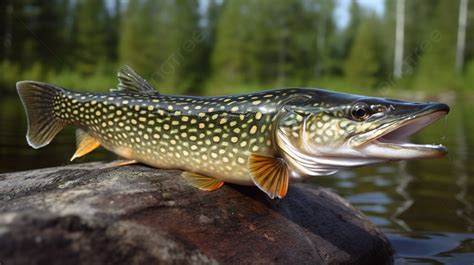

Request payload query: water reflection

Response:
[393,161,414,232]
[1,95,473,263]
[453,110,474,231]
[389,232,474,264]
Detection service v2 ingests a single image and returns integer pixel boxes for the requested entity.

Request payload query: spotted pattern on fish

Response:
[50,87,307,185]
[16,66,450,198]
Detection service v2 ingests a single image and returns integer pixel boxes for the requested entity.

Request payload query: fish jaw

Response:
[275,99,450,178]
[352,103,449,160]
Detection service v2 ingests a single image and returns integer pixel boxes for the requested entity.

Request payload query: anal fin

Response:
[182,171,224,191]
[70,129,101,161]
[248,153,289,199]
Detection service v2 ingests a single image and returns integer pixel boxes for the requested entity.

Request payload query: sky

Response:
[334,0,385,28]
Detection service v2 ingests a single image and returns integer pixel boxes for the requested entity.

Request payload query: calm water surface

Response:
[0,94,473,264]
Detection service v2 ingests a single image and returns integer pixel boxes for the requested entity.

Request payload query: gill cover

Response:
[275,107,348,176]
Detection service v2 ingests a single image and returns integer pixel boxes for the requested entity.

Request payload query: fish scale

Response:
[17,65,450,199]
[53,88,294,185]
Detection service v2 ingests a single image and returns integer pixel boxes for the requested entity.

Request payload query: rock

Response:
[0,162,393,265]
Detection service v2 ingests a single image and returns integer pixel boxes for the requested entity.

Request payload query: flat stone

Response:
[0,162,393,265]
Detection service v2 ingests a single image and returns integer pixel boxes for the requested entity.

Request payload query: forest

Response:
[1,0,473,95]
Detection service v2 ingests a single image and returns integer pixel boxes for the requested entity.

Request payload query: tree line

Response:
[1,0,473,95]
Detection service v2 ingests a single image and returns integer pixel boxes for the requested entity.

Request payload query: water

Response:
[1,94,473,264]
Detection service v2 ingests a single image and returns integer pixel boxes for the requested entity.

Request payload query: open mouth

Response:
[369,109,449,158]
[377,110,446,144]
[352,102,450,160]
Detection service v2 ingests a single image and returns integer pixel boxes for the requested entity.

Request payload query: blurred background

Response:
[0,0,473,264]
[0,0,473,95]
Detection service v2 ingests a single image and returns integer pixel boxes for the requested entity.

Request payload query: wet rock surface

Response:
[0,162,393,265]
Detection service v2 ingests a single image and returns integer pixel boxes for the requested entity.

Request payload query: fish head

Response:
[276,91,450,175]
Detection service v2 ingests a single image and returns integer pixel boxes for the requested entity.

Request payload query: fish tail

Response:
[16,81,66,149]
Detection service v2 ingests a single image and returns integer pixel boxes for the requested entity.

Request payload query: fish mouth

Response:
[356,103,449,159]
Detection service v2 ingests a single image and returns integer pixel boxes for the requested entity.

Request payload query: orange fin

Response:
[70,129,101,161]
[248,153,289,199]
[182,171,224,191]
[109,159,138,167]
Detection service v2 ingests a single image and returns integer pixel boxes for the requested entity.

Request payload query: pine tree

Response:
[313,0,336,78]
[37,0,71,68]
[330,0,362,76]
[119,0,150,75]
[414,0,459,89]
[402,0,439,76]
[342,0,363,59]
[106,0,121,63]
[0,1,13,61]
[210,0,248,86]
[120,0,203,94]
[211,0,333,91]
[164,0,204,92]
[72,0,109,75]
[1,0,71,68]
[344,16,382,88]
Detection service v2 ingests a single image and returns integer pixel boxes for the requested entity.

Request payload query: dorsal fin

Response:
[111,65,157,94]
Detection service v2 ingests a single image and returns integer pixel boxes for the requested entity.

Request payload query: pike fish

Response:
[17,66,449,199]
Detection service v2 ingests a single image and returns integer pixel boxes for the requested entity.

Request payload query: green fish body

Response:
[17,66,450,198]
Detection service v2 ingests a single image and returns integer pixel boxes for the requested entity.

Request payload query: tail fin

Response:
[16,81,65,149]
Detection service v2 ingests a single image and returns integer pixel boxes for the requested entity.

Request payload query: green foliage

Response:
[211,0,335,93]
[0,0,472,94]
[119,0,204,94]
[0,61,21,89]
[414,0,459,90]
[342,0,363,59]
[73,0,109,75]
[344,16,382,89]
[45,66,116,92]
[0,0,71,68]
[403,0,439,75]
[464,60,474,90]
[21,62,44,81]
[0,60,116,93]
[0,61,47,90]
[465,1,474,66]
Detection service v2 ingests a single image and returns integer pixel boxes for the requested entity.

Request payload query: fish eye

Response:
[351,102,371,121]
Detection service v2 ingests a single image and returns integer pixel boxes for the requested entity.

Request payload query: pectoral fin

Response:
[70,129,101,161]
[182,171,224,191]
[248,153,289,199]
